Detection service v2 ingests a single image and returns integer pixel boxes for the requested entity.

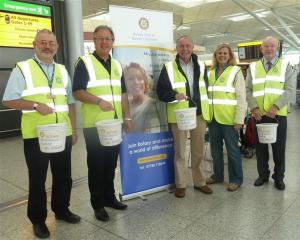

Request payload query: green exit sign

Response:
[0,0,51,17]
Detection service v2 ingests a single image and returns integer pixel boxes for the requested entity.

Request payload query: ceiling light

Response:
[264,25,293,31]
[88,12,110,21]
[205,33,225,38]
[225,9,270,22]
[231,38,251,43]
[175,25,191,31]
[160,0,223,8]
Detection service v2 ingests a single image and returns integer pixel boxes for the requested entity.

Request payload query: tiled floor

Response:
[0,107,299,240]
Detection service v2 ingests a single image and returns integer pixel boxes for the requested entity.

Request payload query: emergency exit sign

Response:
[0,0,51,17]
[0,0,52,48]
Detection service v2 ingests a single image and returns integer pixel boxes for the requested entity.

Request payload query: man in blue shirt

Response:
[3,29,80,239]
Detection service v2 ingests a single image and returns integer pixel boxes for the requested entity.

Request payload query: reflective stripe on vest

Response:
[79,55,123,128]
[197,60,210,121]
[17,59,71,139]
[208,65,239,125]
[208,66,239,94]
[23,105,69,113]
[250,59,288,116]
[18,61,68,114]
[165,60,209,123]
[21,87,66,97]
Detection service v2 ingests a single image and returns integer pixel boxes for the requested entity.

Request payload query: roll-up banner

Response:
[110,5,174,200]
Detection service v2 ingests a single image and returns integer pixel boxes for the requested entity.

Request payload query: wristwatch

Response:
[96,98,102,105]
[33,103,39,110]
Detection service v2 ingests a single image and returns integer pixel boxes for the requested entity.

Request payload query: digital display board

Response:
[0,0,52,48]
[237,41,263,61]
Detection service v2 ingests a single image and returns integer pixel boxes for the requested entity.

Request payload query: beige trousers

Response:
[171,115,207,188]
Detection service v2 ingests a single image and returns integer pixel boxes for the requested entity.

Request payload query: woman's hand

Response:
[234,123,243,131]
[71,131,78,145]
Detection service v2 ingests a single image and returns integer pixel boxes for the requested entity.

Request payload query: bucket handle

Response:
[187,97,197,108]
[259,116,279,124]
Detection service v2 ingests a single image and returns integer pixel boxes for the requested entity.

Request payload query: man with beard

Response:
[2,29,80,238]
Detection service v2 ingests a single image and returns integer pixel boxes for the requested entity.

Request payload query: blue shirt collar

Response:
[33,54,55,65]
[263,57,277,65]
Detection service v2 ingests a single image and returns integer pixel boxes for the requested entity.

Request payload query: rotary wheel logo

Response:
[219,77,225,82]
[55,77,62,84]
[139,17,149,30]
[101,129,106,134]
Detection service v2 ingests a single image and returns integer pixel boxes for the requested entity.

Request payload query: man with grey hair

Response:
[246,36,296,190]
[157,35,212,198]
[2,29,80,239]
[73,25,132,221]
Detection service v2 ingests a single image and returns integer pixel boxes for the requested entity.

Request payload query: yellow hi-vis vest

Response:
[17,59,71,139]
[79,54,123,128]
[250,59,288,116]
[208,65,240,125]
[165,60,209,123]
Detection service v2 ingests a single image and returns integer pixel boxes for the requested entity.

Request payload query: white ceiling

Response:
[81,0,300,54]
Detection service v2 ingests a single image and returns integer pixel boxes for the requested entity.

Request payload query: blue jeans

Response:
[208,119,243,184]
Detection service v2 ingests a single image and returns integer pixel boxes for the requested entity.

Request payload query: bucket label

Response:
[174,108,196,130]
[96,120,122,146]
[257,124,278,144]
[38,130,66,153]
[37,124,67,153]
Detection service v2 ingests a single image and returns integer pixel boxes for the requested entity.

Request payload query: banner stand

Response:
[119,184,174,201]
[110,6,174,201]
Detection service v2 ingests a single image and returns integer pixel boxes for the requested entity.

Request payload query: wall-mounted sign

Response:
[0,0,52,48]
[237,41,263,61]
[237,41,262,47]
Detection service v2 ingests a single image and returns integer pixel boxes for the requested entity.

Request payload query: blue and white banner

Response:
[110,5,174,200]
[120,132,174,199]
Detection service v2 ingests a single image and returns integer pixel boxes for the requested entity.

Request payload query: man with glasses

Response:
[2,29,80,239]
[73,25,132,221]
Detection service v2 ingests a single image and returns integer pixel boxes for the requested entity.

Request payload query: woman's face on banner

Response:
[126,67,146,97]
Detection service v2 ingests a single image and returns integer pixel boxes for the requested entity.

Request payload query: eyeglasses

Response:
[94,37,114,42]
[38,40,57,48]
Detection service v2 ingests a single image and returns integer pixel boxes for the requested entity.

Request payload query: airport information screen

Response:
[0,0,52,48]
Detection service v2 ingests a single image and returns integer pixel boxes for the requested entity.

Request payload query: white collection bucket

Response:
[36,123,67,153]
[256,123,278,144]
[95,119,122,146]
[174,107,197,130]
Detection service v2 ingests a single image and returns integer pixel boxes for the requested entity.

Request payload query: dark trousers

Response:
[255,116,287,181]
[83,128,119,210]
[24,136,72,225]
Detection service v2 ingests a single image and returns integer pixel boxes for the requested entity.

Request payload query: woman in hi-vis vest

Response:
[206,43,246,191]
